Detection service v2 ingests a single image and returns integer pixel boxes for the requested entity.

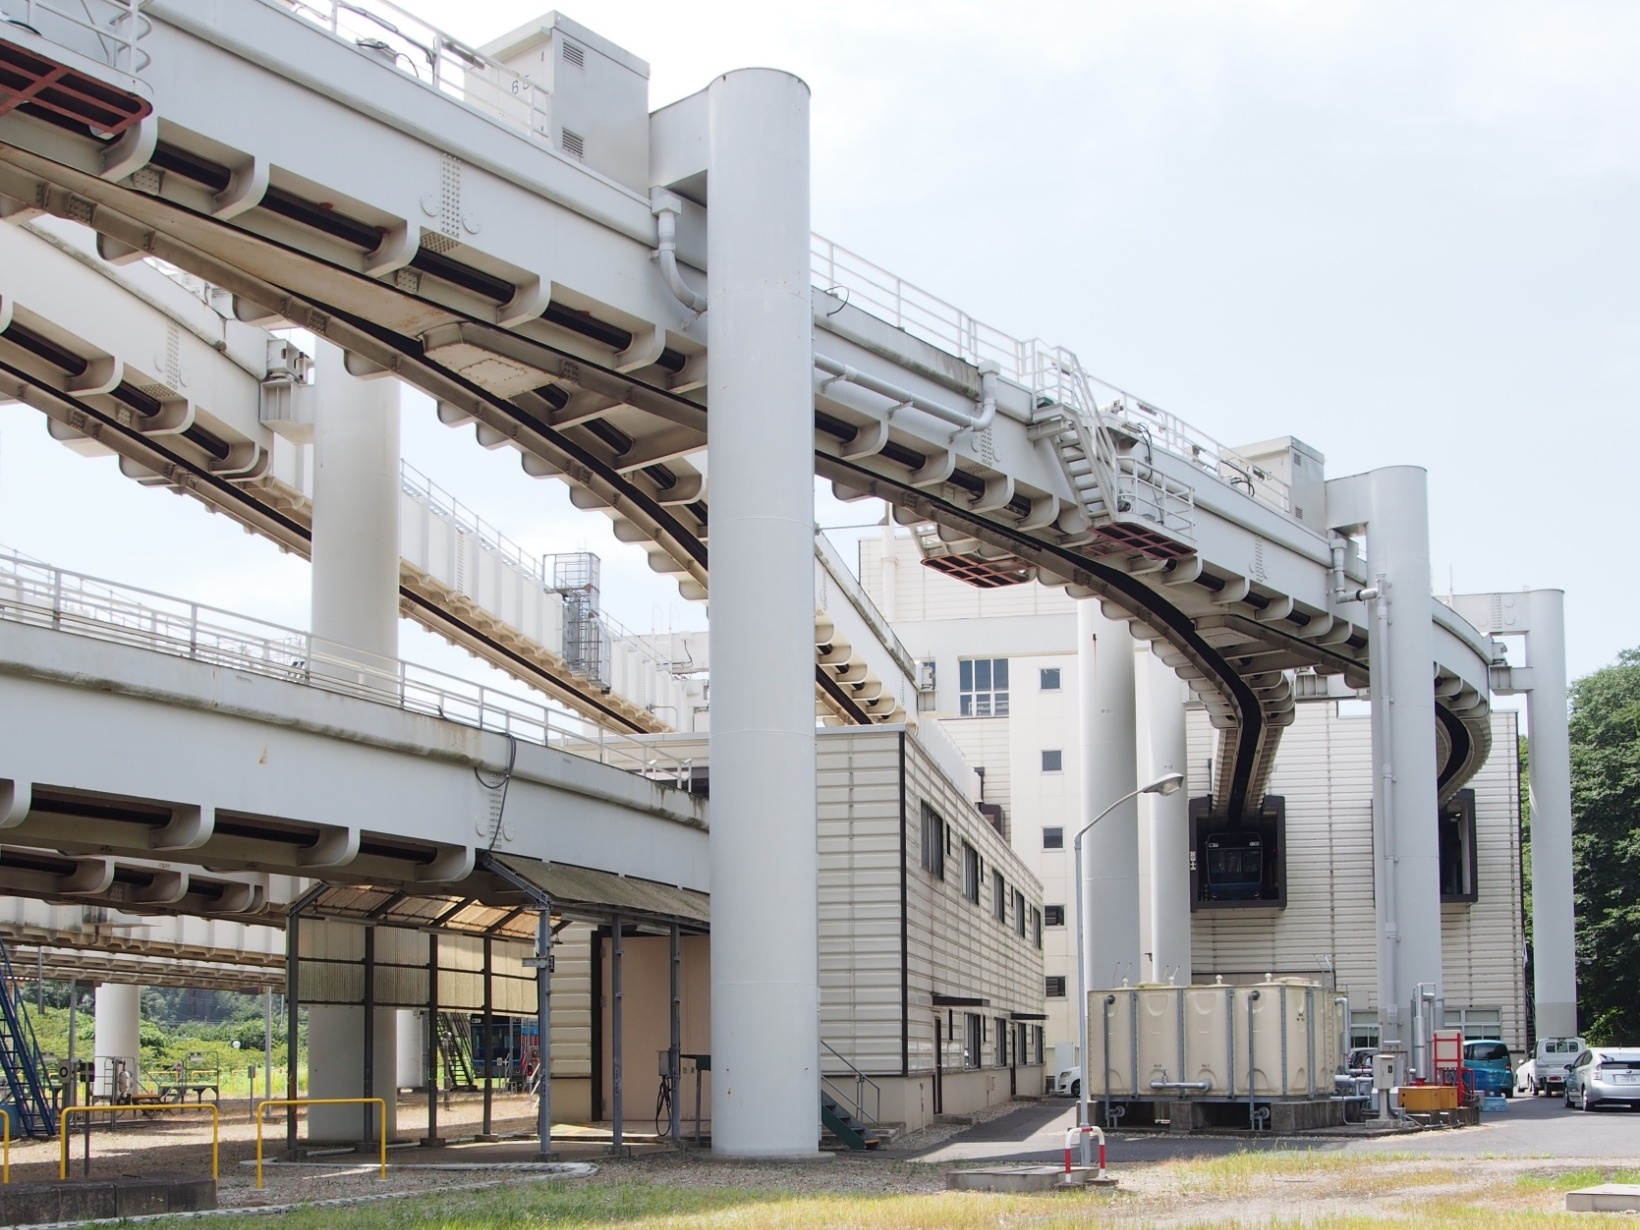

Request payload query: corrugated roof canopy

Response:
[295,854,709,938]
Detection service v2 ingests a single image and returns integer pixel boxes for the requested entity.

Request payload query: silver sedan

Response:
[1564,1047,1640,1111]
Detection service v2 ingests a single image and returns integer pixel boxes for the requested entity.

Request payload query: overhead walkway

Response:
[0,1,1496,824]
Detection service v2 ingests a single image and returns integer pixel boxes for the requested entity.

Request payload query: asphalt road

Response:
[907,1091,1640,1166]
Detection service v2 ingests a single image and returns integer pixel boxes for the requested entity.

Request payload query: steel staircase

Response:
[1036,350,1198,560]
[434,1011,478,1092]
[820,1041,891,1150]
[0,938,58,1137]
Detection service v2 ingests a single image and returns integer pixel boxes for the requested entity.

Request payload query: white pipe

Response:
[650,190,708,314]
[814,353,998,434]
[705,68,819,1159]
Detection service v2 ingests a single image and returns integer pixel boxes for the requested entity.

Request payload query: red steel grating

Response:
[920,554,1034,589]
[1,37,151,137]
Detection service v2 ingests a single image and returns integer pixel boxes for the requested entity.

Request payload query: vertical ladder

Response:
[0,939,57,1137]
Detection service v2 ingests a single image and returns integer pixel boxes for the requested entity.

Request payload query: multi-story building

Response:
[863,528,1527,1065]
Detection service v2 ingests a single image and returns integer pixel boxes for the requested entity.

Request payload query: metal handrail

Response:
[0,553,692,779]
[397,461,693,679]
[820,1039,881,1127]
[60,1102,218,1180]
[280,0,549,140]
[10,0,152,76]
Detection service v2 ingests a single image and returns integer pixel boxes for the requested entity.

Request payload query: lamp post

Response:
[1074,770,1185,1168]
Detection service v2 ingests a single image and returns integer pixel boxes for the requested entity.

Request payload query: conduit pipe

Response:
[1149,1079,1212,1092]
[815,353,998,435]
[651,190,708,314]
[1247,989,1260,1131]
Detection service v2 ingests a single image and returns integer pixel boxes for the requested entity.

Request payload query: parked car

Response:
[1533,1036,1586,1095]
[1054,1065,1082,1098]
[1564,1047,1640,1111]
[1514,1057,1535,1093]
[1461,1039,1514,1098]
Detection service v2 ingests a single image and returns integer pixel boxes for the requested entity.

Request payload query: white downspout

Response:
[650,189,708,314]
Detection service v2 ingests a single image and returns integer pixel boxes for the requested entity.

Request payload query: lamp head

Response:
[1142,771,1185,797]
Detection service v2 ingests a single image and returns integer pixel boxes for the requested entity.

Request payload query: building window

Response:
[1034,1025,1045,1065]
[1044,904,1065,927]
[992,870,1006,921]
[1042,827,1064,850]
[1015,890,1028,937]
[958,657,1009,717]
[1041,749,1063,773]
[1031,905,1043,948]
[962,842,981,904]
[1040,667,1061,691]
[996,1017,1009,1066]
[1046,976,1067,998]
[964,1013,983,1068]
[919,803,945,879]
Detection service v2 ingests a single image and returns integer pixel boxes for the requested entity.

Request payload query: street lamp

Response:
[1073,770,1185,1167]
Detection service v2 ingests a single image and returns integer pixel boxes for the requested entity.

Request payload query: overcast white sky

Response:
[1,0,1634,683]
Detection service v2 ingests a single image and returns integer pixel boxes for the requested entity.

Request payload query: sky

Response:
[1,0,1634,685]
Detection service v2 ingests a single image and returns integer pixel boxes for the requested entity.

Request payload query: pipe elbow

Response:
[651,190,708,314]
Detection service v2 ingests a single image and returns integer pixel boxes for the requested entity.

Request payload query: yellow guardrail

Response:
[254,1098,387,1189]
[59,1102,220,1180]
[0,1107,10,1184]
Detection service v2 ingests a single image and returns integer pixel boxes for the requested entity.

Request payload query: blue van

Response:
[1463,1040,1514,1098]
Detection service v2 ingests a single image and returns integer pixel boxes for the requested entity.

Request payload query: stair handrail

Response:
[820,1039,881,1127]
[1034,349,1127,532]
[0,939,57,1136]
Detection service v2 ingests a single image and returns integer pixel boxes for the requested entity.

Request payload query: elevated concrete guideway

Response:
[0,614,709,895]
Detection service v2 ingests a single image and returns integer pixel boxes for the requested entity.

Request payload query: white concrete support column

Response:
[309,341,400,685]
[307,1006,398,1141]
[705,67,819,1158]
[1141,647,1192,984]
[1524,589,1576,1037]
[92,982,140,1098]
[307,344,400,1138]
[396,1009,423,1090]
[1079,601,1140,989]
[1361,467,1443,1066]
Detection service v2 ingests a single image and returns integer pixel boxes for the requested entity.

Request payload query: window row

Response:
[921,802,1042,948]
[955,658,1064,717]
[958,1014,1047,1069]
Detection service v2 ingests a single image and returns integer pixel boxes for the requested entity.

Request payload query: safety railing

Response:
[254,1098,385,1189]
[820,1040,882,1128]
[0,553,694,780]
[59,1102,219,1179]
[5,0,152,76]
[398,461,696,683]
[280,0,549,140]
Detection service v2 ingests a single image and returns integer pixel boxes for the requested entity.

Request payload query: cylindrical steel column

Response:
[705,67,819,1158]
[1524,589,1576,1037]
[92,982,140,1098]
[1142,646,1192,984]
[1363,466,1443,1064]
[309,341,400,685]
[1079,601,1140,989]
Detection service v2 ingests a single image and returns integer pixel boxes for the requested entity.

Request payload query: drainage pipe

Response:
[1246,989,1260,1131]
[1334,995,1350,1076]
[650,190,708,314]
[814,353,998,434]
[1149,1079,1212,1092]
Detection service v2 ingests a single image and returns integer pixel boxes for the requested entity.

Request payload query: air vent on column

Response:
[561,41,585,68]
[561,129,585,161]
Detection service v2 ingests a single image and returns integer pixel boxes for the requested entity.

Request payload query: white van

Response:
[1532,1036,1586,1095]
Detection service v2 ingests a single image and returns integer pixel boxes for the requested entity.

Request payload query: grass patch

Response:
[1514,1166,1640,1191]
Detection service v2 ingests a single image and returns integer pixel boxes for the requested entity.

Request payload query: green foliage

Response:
[1569,646,1640,1043]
